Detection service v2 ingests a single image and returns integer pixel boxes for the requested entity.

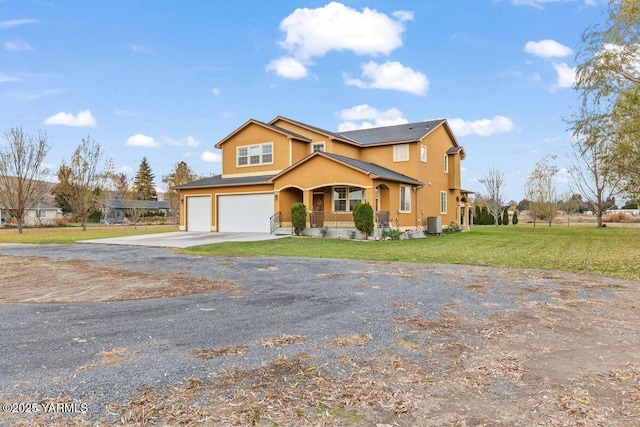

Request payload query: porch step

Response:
[273,227,293,235]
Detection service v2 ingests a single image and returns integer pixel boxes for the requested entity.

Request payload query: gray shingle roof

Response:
[174,174,274,190]
[336,119,446,145]
[323,153,423,186]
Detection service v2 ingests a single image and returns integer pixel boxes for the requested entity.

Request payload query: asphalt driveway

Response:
[79,231,289,248]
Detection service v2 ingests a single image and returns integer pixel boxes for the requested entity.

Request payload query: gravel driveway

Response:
[1,243,638,426]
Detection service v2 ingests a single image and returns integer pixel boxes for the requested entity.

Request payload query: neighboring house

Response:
[1,203,62,226]
[175,116,473,233]
[99,199,171,223]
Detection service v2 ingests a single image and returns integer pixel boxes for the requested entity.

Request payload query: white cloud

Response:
[212,88,220,96]
[338,104,408,131]
[44,110,97,127]
[162,135,201,148]
[0,74,20,83]
[278,2,408,59]
[345,61,429,96]
[0,18,38,30]
[4,39,32,51]
[510,0,597,8]
[552,62,576,89]
[266,56,308,79]
[448,115,516,137]
[125,133,159,148]
[201,150,222,162]
[524,39,572,58]
[268,2,412,79]
[130,44,154,54]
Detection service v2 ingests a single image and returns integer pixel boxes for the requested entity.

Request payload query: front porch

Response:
[270,209,391,237]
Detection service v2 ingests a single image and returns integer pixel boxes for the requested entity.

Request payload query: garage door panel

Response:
[186,196,211,232]
[218,194,272,233]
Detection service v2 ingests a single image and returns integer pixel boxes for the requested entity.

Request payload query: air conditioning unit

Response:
[427,216,442,234]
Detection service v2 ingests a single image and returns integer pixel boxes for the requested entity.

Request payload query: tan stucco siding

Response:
[220,125,290,177]
[272,156,373,192]
[178,184,274,231]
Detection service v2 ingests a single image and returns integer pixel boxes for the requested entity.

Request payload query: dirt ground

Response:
[2,254,639,426]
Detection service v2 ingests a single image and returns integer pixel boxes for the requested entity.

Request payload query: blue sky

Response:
[0,0,607,202]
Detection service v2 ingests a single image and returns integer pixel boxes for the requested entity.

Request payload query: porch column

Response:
[303,190,312,228]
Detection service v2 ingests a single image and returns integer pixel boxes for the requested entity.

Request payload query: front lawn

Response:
[184,225,640,281]
[0,225,177,244]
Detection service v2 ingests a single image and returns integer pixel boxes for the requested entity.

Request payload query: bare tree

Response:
[478,166,506,227]
[110,173,129,200]
[568,136,621,227]
[0,127,51,233]
[162,161,199,226]
[525,155,560,227]
[57,136,113,231]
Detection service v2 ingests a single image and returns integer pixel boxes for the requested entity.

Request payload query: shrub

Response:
[443,221,461,234]
[291,203,307,236]
[474,205,494,225]
[512,211,519,225]
[352,202,374,239]
[502,209,509,226]
[381,228,402,240]
[319,226,329,237]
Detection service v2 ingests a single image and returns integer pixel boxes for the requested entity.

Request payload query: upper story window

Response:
[420,145,427,163]
[393,144,409,162]
[444,154,449,173]
[237,143,273,167]
[311,142,325,153]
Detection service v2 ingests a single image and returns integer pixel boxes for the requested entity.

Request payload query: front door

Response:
[312,193,324,227]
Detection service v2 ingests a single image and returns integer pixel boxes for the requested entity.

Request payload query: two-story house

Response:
[175,116,473,233]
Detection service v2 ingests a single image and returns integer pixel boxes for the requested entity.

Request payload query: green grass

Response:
[183,225,640,281]
[0,224,177,244]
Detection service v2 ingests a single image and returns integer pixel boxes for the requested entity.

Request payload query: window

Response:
[444,154,449,173]
[312,142,325,153]
[420,145,427,162]
[393,144,409,162]
[237,147,248,165]
[349,188,363,211]
[333,187,347,211]
[400,186,411,212]
[333,186,365,211]
[440,191,447,214]
[36,209,46,218]
[237,143,273,167]
[262,144,273,163]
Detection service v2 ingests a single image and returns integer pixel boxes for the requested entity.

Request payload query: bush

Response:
[502,209,509,226]
[291,203,307,236]
[474,205,494,225]
[352,202,374,239]
[443,221,461,234]
[512,211,519,225]
[381,228,402,240]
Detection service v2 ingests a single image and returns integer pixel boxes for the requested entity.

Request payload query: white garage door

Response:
[218,194,273,233]
[186,196,211,232]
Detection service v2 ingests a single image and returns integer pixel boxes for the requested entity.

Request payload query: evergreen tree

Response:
[512,211,519,225]
[502,208,509,225]
[132,157,157,200]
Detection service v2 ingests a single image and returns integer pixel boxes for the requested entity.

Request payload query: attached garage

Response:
[186,196,212,232]
[218,193,273,233]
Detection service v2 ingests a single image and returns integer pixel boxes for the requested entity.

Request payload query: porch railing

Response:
[270,211,282,234]
[309,210,391,229]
